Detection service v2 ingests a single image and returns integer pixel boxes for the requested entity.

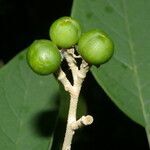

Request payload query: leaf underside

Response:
[72,0,150,132]
[0,50,59,150]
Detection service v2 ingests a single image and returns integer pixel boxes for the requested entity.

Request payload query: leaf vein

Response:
[15,62,30,146]
[113,56,133,70]
[106,0,125,19]
[2,86,19,120]
[122,0,146,126]
[0,124,16,144]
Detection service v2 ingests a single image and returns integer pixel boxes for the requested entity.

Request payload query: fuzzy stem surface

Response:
[57,48,93,150]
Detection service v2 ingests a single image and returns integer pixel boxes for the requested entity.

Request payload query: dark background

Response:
[0,0,72,62]
[0,0,149,149]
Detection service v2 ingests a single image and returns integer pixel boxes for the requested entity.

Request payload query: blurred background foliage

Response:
[0,0,149,149]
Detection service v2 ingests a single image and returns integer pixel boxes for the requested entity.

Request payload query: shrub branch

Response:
[57,48,93,150]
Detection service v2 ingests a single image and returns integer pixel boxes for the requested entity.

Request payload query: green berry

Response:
[49,16,81,48]
[78,29,114,65]
[27,40,61,75]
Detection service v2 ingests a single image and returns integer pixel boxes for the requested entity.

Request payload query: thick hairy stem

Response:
[57,48,93,150]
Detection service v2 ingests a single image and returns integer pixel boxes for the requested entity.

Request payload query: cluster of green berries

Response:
[27,16,114,75]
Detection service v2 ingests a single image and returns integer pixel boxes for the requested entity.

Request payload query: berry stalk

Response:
[57,48,93,150]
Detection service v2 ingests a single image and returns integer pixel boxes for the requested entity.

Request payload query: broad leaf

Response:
[72,0,150,132]
[0,50,59,149]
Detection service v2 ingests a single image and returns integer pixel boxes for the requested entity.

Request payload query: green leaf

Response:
[0,50,59,150]
[72,0,150,130]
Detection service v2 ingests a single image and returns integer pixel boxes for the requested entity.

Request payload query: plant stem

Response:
[62,90,80,150]
[57,48,93,150]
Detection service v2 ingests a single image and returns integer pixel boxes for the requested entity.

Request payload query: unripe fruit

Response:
[78,29,114,65]
[49,16,81,48]
[27,40,61,75]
